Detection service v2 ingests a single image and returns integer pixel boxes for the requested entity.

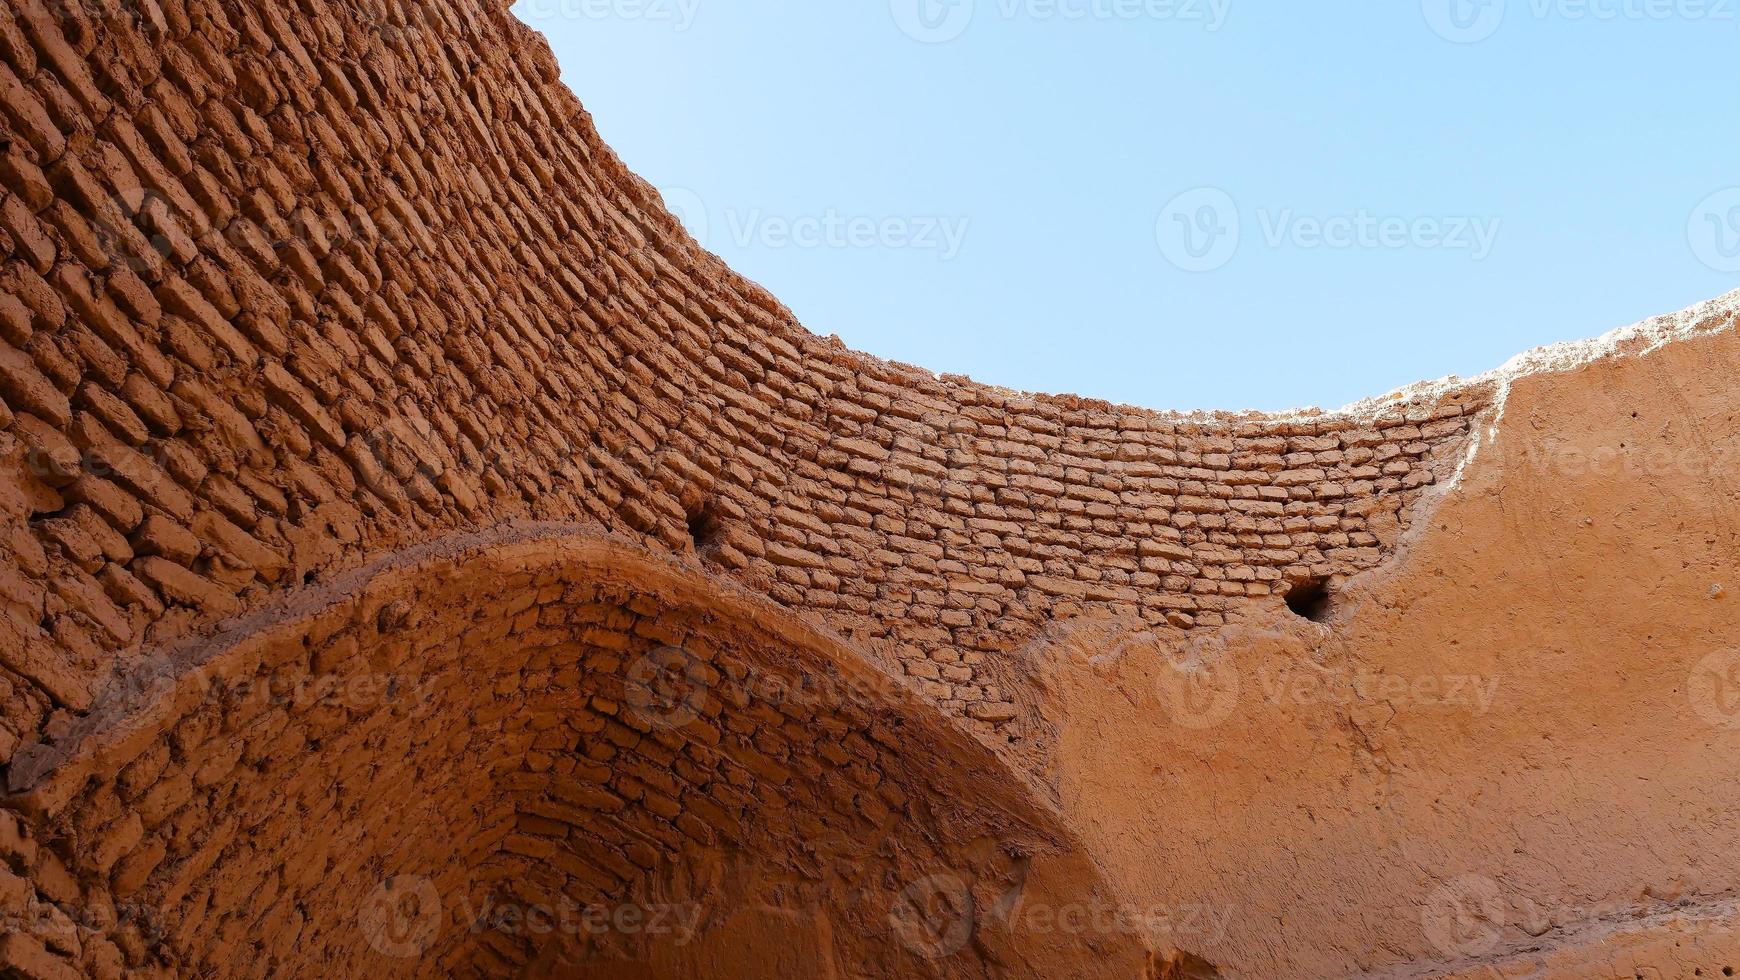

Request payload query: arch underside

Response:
[10,527,1147,978]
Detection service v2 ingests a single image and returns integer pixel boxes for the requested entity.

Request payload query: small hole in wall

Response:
[684,498,724,556]
[1285,578,1333,623]
[1152,950,1223,979]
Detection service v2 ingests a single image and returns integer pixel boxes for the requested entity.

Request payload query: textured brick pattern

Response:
[13,535,1088,977]
[0,0,1487,974]
[0,0,1482,759]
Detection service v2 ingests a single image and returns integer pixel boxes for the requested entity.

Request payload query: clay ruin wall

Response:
[0,0,1482,753]
[0,0,1598,976]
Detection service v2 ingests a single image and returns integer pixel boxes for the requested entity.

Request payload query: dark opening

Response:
[684,498,723,556]
[1153,950,1223,980]
[1285,577,1333,623]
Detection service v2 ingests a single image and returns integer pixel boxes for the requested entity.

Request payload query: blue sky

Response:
[511,0,1740,412]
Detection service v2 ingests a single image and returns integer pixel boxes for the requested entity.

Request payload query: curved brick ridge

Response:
[0,0,1487,766]
[7,527,1147,977]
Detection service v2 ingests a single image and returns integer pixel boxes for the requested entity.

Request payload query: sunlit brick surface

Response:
[0,0,1490,975]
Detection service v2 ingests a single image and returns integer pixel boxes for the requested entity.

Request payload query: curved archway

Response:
[9,526,1148,978]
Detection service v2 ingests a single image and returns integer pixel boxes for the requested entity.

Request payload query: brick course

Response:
[12,534,1099,977]
[0,0,1489,974]
[0,0,1480,753]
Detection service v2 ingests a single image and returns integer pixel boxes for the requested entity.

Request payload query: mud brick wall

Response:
[10,534,1114,978]
[0,0,1490,972]
[0,0,1485,767]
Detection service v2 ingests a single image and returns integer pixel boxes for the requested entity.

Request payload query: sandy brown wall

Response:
[0,0,1479,773]
[7,0,1734,976]
[9,530,1152,978]
[1034,316,1740,977]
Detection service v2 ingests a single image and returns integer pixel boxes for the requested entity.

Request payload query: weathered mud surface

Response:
[0,0,1735,975]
